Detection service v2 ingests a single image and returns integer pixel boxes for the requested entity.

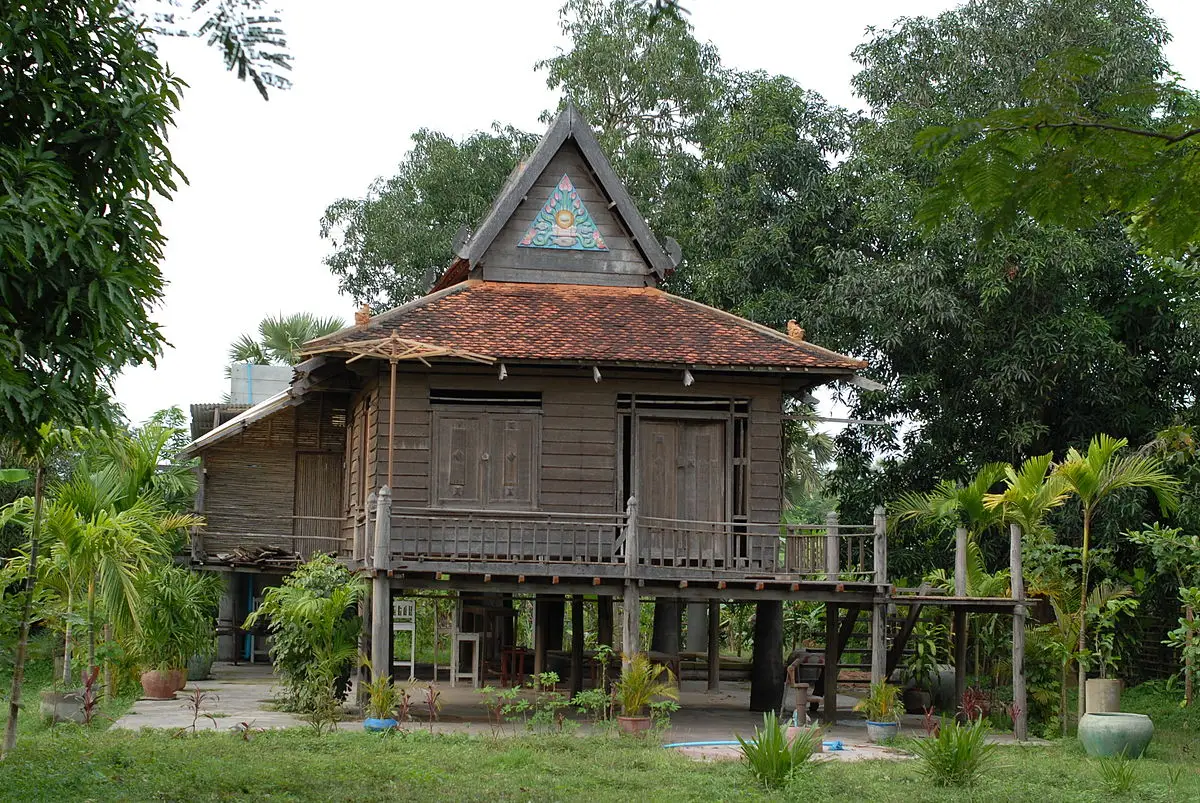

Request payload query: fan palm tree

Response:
[1053,434,1180,717]
[228,312,345,367]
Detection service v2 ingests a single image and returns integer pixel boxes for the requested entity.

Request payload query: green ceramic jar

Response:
[1077,712,1154,758]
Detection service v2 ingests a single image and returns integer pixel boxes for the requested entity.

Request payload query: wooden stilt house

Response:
[184,105,1028,727]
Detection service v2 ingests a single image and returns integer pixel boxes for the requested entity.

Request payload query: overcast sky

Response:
[111,0,1200,426]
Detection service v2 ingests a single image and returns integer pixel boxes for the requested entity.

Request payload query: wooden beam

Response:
[885,597,925,679]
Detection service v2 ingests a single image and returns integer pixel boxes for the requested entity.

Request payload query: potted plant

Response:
[131,566,222,700]
[901,621,944,713]
[614,653,679,735]
[855,680,902,742]
[362,670,400,732]
[1084,584,1138,713]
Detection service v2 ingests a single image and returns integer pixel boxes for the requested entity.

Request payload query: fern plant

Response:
[737,710,817,789]
[909,718,998,787]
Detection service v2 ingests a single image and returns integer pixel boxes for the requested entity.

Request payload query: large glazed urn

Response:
[1078,712,1154,758]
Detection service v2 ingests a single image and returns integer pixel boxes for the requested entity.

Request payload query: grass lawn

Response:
[2,662,1198,801]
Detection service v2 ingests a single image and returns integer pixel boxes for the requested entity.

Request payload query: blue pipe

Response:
[663,740,845,751]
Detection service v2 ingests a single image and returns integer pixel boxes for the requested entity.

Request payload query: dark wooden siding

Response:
[475,144,653,287]
[371,365,783,523]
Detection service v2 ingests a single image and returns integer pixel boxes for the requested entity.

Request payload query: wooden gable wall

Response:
[475,143,655,288]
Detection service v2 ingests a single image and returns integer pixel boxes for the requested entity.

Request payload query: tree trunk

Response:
[1186,604,1195,707]
[1060,662,1069,737]
[1076,512,1092,721]
[62,588,74,687]
[103,623,115,700]
[3,465,44,760]
[87,574,98,678]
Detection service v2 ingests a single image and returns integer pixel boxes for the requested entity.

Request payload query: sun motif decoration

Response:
[517,174,609,251]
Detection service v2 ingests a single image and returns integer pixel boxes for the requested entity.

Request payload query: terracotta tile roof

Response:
[306,282,865,371]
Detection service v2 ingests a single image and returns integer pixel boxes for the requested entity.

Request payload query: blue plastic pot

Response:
[363,717,399,732]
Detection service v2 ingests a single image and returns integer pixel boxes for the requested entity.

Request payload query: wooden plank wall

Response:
[372,365,783,523]
[201,394,348,557]
[476,144,653,288]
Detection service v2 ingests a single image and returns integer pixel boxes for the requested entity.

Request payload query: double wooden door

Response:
[637,419,727,564]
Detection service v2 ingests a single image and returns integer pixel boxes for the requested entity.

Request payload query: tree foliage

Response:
[320,126,537,307]
[829,0,1200,519]
[0,1,182,449]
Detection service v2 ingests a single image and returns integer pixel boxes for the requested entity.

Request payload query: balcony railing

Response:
[355,494,888,583]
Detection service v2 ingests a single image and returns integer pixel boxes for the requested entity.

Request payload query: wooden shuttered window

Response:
[433,410,539,509]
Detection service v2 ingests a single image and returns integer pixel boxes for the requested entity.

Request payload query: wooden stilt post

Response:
[370,487,392,681]
[570,595,585,696]
[871,505,888,686]
[545,596,565,652]
[825,511,840,580]
[1011,522,1028,741]
[386,359,397,491]
[622,496,640,673]
[954,526,968,598]
[651,598,681,654]
[686,602,709,653]
[707,599,721,692]
[597,596,614,649]
[823,602,839,724]
[953,608,968,709]
[534,596,548,677]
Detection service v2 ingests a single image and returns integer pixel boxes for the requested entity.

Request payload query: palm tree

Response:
[228,312,345,367]
[1053,434,1180,718]
[783,410,835,504]
[984,453,1069,541]
[893,462,1009,540]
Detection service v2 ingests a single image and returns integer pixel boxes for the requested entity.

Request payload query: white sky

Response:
[111,0,1200,426]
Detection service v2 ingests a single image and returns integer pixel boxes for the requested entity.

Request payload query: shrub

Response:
[909,718,998,787]
[131,565,222,671]
[1096,751,1137,794]
[243,555,364,712]
[737,710,817,789]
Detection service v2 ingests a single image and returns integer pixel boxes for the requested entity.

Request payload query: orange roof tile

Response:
[307,282,865,371]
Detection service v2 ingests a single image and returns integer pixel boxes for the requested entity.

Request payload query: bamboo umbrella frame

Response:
[303,332,495,488]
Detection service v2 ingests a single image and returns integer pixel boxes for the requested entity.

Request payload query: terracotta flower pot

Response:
[618,715,652,735]
[786,725,823,752]
[140,670,177,700]
[170,668,188,692]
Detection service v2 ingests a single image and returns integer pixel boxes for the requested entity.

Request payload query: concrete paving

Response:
[110,663,1045,760]
[112,663,303,732]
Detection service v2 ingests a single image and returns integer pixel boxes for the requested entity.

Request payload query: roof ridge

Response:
[300,281,473,353]
[662,291,866,369]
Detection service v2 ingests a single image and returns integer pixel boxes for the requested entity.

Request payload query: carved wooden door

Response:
[637,419,726,565]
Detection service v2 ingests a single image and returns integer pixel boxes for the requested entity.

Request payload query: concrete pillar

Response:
[651,598,681,654]
[1011,523,1028,741]
[686,602,709,653]
[954,608,969,707]
[749,600,784,712]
